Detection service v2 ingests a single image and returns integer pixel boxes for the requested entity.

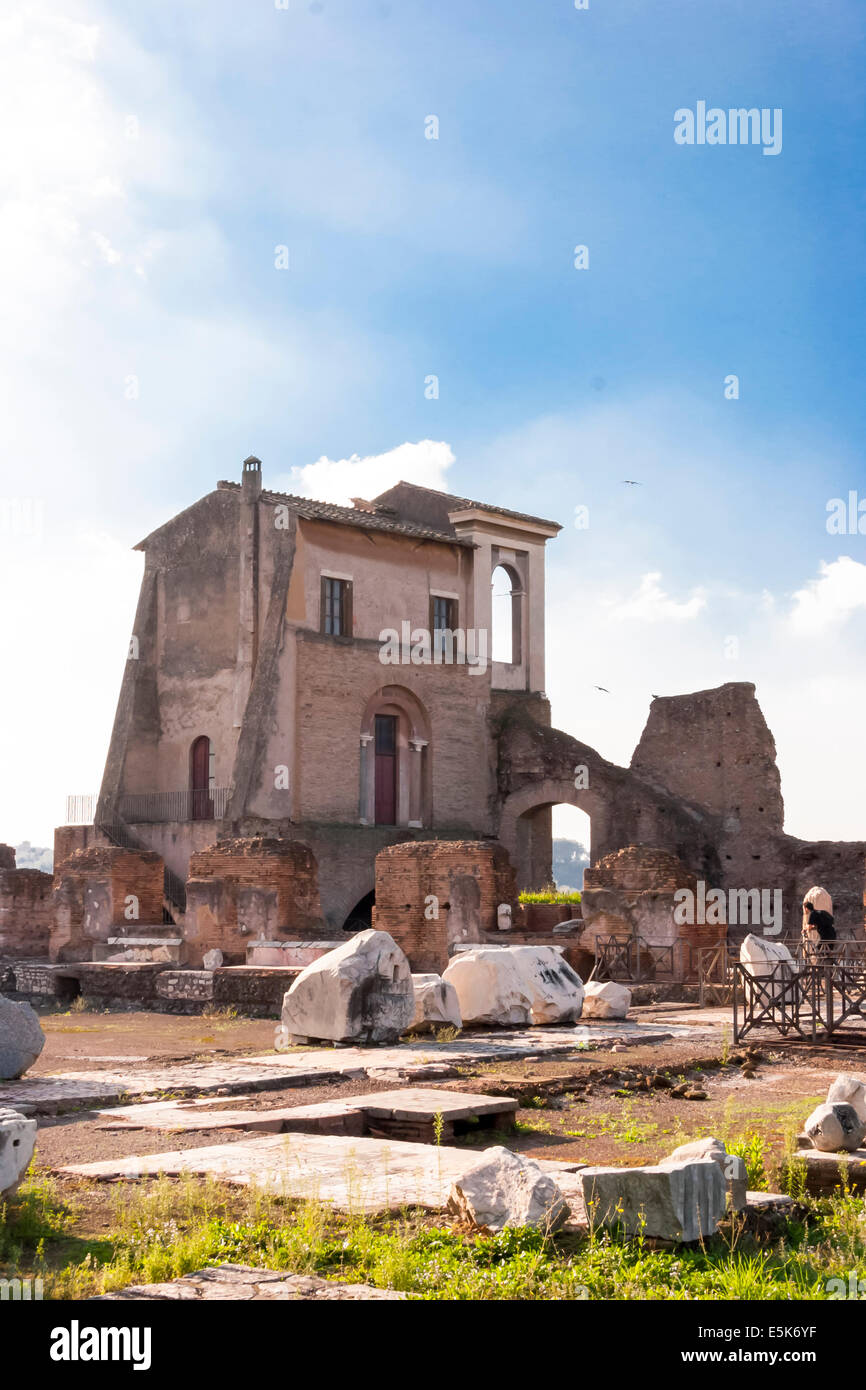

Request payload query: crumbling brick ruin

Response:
[0,845,54,958]
[579,845,724,978]
[374,840,517,973]
[184,838,325,966]
[49,846,165,963]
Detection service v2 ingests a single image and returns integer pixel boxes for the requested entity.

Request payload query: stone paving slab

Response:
[60,1130,588,1216]
[1,1019,712,1115]
[93,1087,517,1137]
[95,1263,404,1301]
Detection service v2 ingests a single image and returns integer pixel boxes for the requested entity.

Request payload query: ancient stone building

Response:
[579,845,723,979]
[74,460,561,933]
[41,461,865,978]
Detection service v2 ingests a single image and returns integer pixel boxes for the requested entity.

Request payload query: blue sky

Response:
[1,0,865,847]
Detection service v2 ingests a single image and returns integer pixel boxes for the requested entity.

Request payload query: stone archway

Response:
[499,777,605,893]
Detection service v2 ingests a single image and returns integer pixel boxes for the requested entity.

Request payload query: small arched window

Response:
[491,564,521,665]
[190,735,214,820]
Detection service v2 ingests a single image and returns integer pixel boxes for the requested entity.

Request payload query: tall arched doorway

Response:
[190,735,214,820]
[359,686,431,828]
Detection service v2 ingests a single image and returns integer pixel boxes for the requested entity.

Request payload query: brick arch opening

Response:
[342,888,375,933]
[499,777,607,893]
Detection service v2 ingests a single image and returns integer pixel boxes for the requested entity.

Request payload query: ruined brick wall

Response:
[53,825,109,870]
[583,846,695,894]
[495,707,722,889]
[630,683,784,836]
[0,867,54,957]
[580,844,724,978]
[375,839,517,973]
[184,837,325,964]
[49,846,164,961]
[0,845,16,871]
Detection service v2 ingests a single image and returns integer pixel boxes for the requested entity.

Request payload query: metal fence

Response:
[117,788,231,823]
[65,794,97,825]
[65,789,231,825]
[733,952,866,1042]
[595,935,676,983]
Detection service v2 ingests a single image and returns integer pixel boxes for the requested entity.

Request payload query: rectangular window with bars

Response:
[321,577,352,636]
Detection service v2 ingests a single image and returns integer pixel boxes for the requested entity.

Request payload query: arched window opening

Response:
[491,564,521,665]
[190,735,214,820]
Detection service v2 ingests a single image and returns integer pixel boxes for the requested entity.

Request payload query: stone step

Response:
[93,936,184,963]
[109,924,183,940]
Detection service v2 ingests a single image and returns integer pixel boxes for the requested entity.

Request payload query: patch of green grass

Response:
[9,1138,866,1302]
[518,887,581,905]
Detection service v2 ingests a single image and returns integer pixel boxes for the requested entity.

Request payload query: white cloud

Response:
[611,572,707,622]
[276,440,456,506]
[788,556,866,635]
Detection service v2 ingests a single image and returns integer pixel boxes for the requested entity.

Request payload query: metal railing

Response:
[595,935,676,983]
[65,794,97,825]
[117,788,231,823]
[692,942,739,1005]
[66,788,231,825]
[733,951,866,1042]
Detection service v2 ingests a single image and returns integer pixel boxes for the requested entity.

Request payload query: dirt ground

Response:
[30,1004,276,1072]
[24,1001,866,1181]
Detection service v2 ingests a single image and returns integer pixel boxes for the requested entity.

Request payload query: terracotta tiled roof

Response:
[215,481,473,546]
[389,483,561,531]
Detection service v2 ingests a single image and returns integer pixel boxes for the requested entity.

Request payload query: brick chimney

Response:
[242,455,262,500]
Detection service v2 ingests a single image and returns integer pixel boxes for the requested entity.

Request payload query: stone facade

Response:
[85,463,560,927]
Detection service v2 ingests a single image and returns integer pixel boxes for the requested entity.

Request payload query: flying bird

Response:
[621,479,642,486]
[593,685,610,693]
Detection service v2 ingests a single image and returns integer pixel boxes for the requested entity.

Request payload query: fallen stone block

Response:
[510,946,584,1025]
[665,1136,747,1212]
[202,949,224,971]
[0,994,46,1079]
[447,1145,568,1233]
[442,948,533,1027]
[581,980,631,1020]
[803,1101,864,1153]
[409,974,462,1033]
[442,945,583,1027]
[739,934,797,999]
[279,929,414,1046]
[578,1158,726,1243]
[0,1106,38,1197]
[827,1073,866,1125]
